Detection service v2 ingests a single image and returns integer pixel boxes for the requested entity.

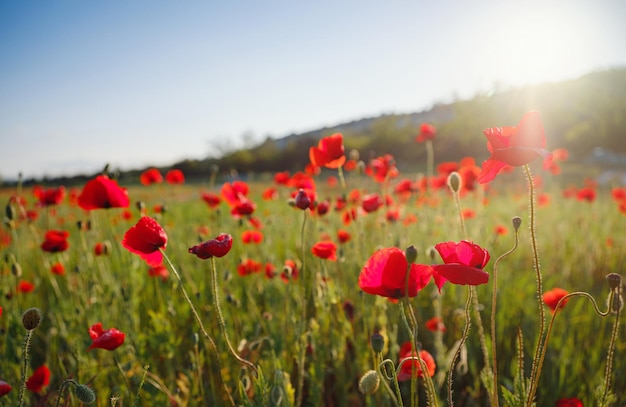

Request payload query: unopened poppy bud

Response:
[426,246,437,262]
[75,384,96,404]
[512,216,522,231]
[11,262,22,277]
[5,202,16,220]
[405,245,418,264]
[447,171,462,193]
[135,201,145,211]
[22,307,42,330]
[606,273,622,290]
[370,332,384,353]
[358,370,380,395]
[294,189,310,210]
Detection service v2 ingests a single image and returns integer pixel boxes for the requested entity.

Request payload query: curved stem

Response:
[160,250,236,406]
[379,358,404,407]
[54,379,77,407]
[448,287,472,407]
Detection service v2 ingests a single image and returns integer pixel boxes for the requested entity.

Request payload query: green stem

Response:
[379,358,404,407]
[601,291,620,404]
[295,210,308,407]
[17,329,33,407]
[425,139,434,180]
[54,379,77,407]
[448,287,472,407]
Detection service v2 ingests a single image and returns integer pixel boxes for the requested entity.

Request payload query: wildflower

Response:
[237,259,263,276]
[274,171,290,185]
[26,365,50,393]
[140,168,163,186]
[555,397,583,407]
[189,233,233,259]
[397,341,436,381]
[432,240,490,287]
[362,193,383,213]
[34,186,65,206]
[281,259,299,282]
[88,322,125,351]
[543,287,569,312]
[0,380,11,397]
[425,317,446,332]
[148,264,169,281]
[230,199,256,218]
[262,187,278,200]
[77,175,130,210]
[337,229,351,243]
[122,216,167,266]
[242,230,263,244]
[165,169,185,184]
[366,154,399,183]
[94,242,109,256]
[478,111,550,184]
[221,181,249,206]
[201,192,222,209]
[51,262,65,275]
[494,225,508,236]
[358,247,433,299]
[316,200,330,216]
[294,188,312,210]
[415,123,436,143]
[41,230,70,252]
[309,133,346,169]
[311,240,338,261]
[17,280,35,293]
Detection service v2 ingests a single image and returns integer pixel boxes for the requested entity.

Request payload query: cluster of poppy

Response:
[139,168,186,186]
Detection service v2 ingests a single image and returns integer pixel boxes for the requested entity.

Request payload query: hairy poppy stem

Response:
[448,286,472,407]
[378,358,404,407]
[601,289,620,405]
[17,329,32,407]
[295,210,308,407]
[160,250,236,406]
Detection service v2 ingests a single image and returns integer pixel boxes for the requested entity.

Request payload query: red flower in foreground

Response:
[478,111,550,184]
[358,247,434,299]
[140,168,163,186]
[0,380,11,397]
[397,341,436,381]
[555,397,583,407]
[543,287,569,313]
[189,233,233,259]
[416,123,436,143]
[122,217,167,266]
[41,230,70,252]
[78,175,130,210]
[433,240,490,287]
[309,133,346,169]
[26,365,50,393]
[311,240,338,261]
[88,322,125,351]
[165,169,185,184]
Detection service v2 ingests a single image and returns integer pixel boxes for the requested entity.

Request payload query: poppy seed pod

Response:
[447,171,462,193]
[358,370,380,395]
[606,273,622,290]
[405,245,418,264]
[22,307,42,330]
[370,332,385,353]
[75,384,96,404]
[512,216,522,231]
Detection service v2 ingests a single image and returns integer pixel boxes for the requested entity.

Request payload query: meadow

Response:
[0,116,625,406]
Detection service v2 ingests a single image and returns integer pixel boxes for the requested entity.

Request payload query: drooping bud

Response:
[512,216,522,231]
[447,171,462,194]
[358,370,380,395]
[22,307,42,331]
[75,384,96,404]
[294,189,310,210]
[370,332,384,354]
[405,245,418,264]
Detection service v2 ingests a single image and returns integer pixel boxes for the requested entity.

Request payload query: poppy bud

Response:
[358,370,380,395]
[294,189,310,210]
[370,332,384,353]
[512,216,522,231]
[22,307,42,331]
[11,262,22,278]
[606,273,622,290]
[135,201,145,211]
[75,384,96,404]
[5,202,16,220]
[189,233,233,259]
[447,171,462,193]
[426,246,437,262]
[405,245,418,264]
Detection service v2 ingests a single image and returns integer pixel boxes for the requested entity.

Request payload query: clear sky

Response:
[1,0,625,180]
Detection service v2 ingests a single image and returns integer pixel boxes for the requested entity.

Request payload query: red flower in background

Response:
[94,242,108,256]
[17,280,35,293]
[189,233,233,259]
[0,380,11,397]
[78,175,130,210]
[555,397,583,407]
[122,217,167,266]
[337,229,351,243]
[367,154,399,183]
[242,230,263,244]
[311,240,337,261]
[432,240,490,287]
[221,181,249,206]
[34,186,66,206]
[165,169,185,184]
[281,259,299,282]
[41,230,70,252]
[201,192,222,209]
[358,247,434,299]
[140,168,163,186]
[543,287,569,313]
[274,171,290,185]
[576,187,596,202]
[88,322,125,351]
[148,264,169,280]
[309,133,346,169]
[362,193,383,213]
[237,259,263,276]
[51,262,65,276]
[478,111,550,184]
[425,317,446,332]
[26,365,50,393]
[416,123,436,143]
[397,341,436,381]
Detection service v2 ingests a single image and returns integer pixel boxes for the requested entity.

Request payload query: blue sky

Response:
[1,1,625,180]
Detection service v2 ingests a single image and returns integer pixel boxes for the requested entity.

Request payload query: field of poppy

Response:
[0,112,624,406]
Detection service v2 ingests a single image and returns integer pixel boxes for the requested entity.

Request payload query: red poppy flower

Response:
[311,240,338,261]
[242,230,263,244]
[122,216,167,266]
[478,111,551,184]
[281,259,299,282]
[555,397,583,407]
[317,200,330,216]
[88,322,125,351]
[0,380,11,397]
[397,341,436,381]
[94,242,108,256]
[366,154,399,183]
[274,171,290,185]
[78,175,130,210]
[17,280,35,293]
[262,187,278,200]
[425,317,446,332]
[326,175,338,187]
[264,262,277,279]
[337,229,351,243]
[140,168,163,186]
[230,199,256,218]
[237,258,263,276]
[221,181,249,206]
[362,193,383,213]
[34,186,66,206]
[148,264,169,280]
[359,247,434,299]
[189,233,233,259]
[576,187,596,202]
[26,365,50,393]
[416,123,436,143]
[201,192,222,209]
[51,262,65,276]
[543,287,569,313]
[294,188,312,210]
[41,229,70,252]
[432,240,490,287]
[494,225,508,236]
[309,133,346,169]
[165,169,185,184]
